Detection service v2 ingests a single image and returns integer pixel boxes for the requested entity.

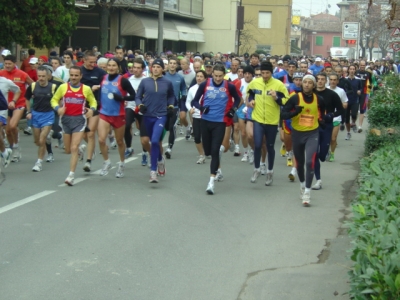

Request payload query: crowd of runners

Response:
[0,46,379,205]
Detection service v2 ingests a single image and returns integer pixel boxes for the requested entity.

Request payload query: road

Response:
[0,126,364,300]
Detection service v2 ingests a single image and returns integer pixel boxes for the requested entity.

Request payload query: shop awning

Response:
[121,11,179,41]
[121,11,204,43]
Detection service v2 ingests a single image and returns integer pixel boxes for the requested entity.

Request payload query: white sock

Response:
[2,150,7,157]
[218,168,222,173]
[267,169,273,174]
[220,145,225,152]
[119,161,125,166]
[300,182,305,188]
[305,188,311,193]
[260,162,266,166]
[13,143,19,148]
[235,144,239,147]
[127,147,132,151]
[105,159,111,164]
[69,171,74,176]
[37,159,43,163]
[209,176,215,183]
[243,147,248,153]
[255,168,260,171]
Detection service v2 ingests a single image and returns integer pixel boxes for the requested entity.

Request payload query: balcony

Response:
[75,0,203,19]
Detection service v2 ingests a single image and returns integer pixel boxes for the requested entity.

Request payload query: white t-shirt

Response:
[127,75,144,110]
[186,84,201,118]
[226,72,238,81]
[0,77,20,118]
[328,85,348,122]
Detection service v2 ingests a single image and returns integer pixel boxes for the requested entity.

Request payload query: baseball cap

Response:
[315,57,322,62]
[243,52,249,58]
[277,60,283,65]
[204,60,213,67]
[152,58,165,69]
[1,49,11,56]
[77,51,84,58]
[293,72,304,79]
[282,55,292,62]
[29,57,38,64]
[288,60,297,67]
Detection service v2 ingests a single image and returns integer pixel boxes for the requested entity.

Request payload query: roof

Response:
[303,13,342,33]
[310,13,340,22]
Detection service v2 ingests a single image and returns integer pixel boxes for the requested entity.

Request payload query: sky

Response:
[292,0,340,17]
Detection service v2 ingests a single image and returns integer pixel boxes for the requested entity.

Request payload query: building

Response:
[239,0,292,55]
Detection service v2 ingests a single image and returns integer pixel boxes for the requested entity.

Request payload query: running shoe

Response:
[165,148,172,159]
[32,162,42,172]
[110,137,117,149]
[287,157,293,167]
[206,182,214,195]
[157,156,166,176]
[185,126,191,140]
[260,164,266,175]
[312,179,322,190]
[100,160,112,176]
[116,163,125,178]
[358,126,363,133]
[325,150,330,161]
[329,153,335,162]
[288,168,297,182]
[2,148,12,168]
[56,134,64,148]
[302,191,311,206]
[351,124,357,133]
[251,169,260,183]
[196,155,206,164]
[83,161,91,172]
[248,150,254,164]
[23,126,32,135]
[124,148,134,158]
[339,124,345,131]
[300,186,305,199]
[134,130,140,136]
[149,170,158,183]
[148,155,151,168]
[46,153,54,162]
[234,145,240,156]
[216,169,224,182]
[241,152,248,162]
[141,152,148,166]
[46,130,53,145]
[280,143,286,156]
[179,127,184,135]
[11,147,21,162]
[265,172,273,186]
[229,139,235,152]
[65,174,74,186]
[345,133,351,140]
[78,144,86,161]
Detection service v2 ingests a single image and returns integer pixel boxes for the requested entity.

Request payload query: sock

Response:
[13,143,19,149]
[267,169,273,173]
[209,176,215,184]
[105,159,111,164]
[300,182,305,188]
[86,159,91,163]
[2,150,7,157]
[46,143,52,154]
[218,168,221,173]
[119,161,125,166]
[37,159,43,163]
[235,144,239,147]
[220,145,225,153]
[305,188,311,193]
[243,147,248,153]
[127,147,132,151]
[255,168,260,171]
[260,162,266,166]
[168,144,173,149]
[69,171,74,176]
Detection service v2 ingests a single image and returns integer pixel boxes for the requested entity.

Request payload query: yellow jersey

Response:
[291,92,320,131]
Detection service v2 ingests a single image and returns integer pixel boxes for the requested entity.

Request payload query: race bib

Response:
[299,114,315,127]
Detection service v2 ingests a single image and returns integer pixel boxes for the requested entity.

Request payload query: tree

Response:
[95,0,115,54]
[239,19,260,55]
[0,0,78,48]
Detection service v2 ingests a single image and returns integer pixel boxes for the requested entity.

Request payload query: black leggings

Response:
[167,108,179,148]
[124,108,136,148]
[292,128,319,189]
[345,103,358,124]
[201,119,226,175]
[193,118,202,144]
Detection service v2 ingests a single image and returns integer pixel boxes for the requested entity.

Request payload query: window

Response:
[259,12,272,29]
[315,36,323,46]
[333,36,341,47]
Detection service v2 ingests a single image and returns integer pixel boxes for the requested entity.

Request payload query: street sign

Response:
[391,27,400,37]
[391,42,400,52]
[342,22,359,40]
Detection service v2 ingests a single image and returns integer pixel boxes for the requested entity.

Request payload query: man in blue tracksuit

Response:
[135,58,175,183]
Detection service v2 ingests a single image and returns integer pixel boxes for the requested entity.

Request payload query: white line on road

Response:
[0,190,56,214]
[58,177,88,187]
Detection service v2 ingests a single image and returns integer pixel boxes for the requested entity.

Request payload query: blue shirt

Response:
[309,64,324,76]
[164,72,187,107]
[346,76,361,104]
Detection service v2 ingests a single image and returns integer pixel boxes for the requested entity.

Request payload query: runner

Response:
[190,64,241,194]
[95,58,136,178]
[355,60,371,132]
[345,65,362,140]
[50,66,97,186]
[281,75,326,205]
[0,55,33,162]
[25,66,57,172]
[135,58,175,183]
[248,62,289,186]
[54,50,74,83]
[0,76,20,168]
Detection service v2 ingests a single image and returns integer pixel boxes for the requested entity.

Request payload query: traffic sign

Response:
[391,42,400,51]
[342,22,359,40]
[391,27,400,37]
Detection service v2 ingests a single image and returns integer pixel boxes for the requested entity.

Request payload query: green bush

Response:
[348,143,400,299]
[364,127,400,156]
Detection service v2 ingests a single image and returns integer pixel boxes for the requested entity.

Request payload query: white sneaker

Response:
[312,180,322,190]
[196,155,206,164]
[11,147,21,162]
[265,172,273,186]
[345,132,351,140]
[165,148,172,159]
[149,170,158,183]
[78,144,86,161]
[206,182,214,195]
[241,152,248,162]
[248,150,254,164]
[229,139,235,152]
[83,161,91,172]
[234,145,240,156]
[251,169,260,183]
[289,168,297,182]
[1,148,12,168]
[115,163,125,178]
[260,164,266,175]
[357,126,362,133]
[65,174,74,186]
[46,153,54,162]
[32,162,42,172]
[110,139,117,149]
[300,186,305,199]
[216,170,224,182]
[302,191,311,206]
[157,156,166,176]
[100,160,112,176]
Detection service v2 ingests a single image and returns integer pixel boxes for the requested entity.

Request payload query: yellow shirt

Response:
[246,77,289,125]
[50,83,97,112]
[291,92,319,131]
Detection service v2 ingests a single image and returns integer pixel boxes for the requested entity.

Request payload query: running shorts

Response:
[32,110,55,128]
[61,115,87,134]
[100,114,126,129]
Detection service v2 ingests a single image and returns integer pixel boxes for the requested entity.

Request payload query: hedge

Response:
[348,143,400,299]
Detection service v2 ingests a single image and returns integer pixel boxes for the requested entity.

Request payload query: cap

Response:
[243,52,249,58]
[1,49,11,56]
[77,51,84,58]
[277,60,283,65]
[243,66,255,75]
[49,51,57,57]
[204,60,213,67]
[282,54,292,62]
[152,58,165,69]
[29,57,38,64]
[303,74,316,85]
[288,60,297,66]
[315,57,322,62]
[39,55,48,63]
[324,62,332,68]
[293,72,304,79]
[41,63,54,73]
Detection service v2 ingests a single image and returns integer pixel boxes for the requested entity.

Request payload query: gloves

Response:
[139,104,147,114]
[167,105,175,117]
[112,93,124,102]
[324,112,334,123]
[180,95,187,103]
[226,107,237,118]
[294,105,304,115]
[200,106,210,114]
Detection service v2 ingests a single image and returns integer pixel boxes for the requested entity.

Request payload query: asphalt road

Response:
[0,125,365,300]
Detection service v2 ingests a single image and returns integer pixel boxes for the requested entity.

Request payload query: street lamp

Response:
[311,31,317,56]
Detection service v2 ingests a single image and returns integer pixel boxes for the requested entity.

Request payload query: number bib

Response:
[298,114,315,127]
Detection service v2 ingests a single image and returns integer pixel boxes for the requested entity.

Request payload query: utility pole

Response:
[157,0,164,56]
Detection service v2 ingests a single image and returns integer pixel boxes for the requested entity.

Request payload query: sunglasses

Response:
[255,74,261,77]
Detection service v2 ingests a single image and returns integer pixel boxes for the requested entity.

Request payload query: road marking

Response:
[0,190,56,214]
[58,177,88,187]
[162,136,185,147]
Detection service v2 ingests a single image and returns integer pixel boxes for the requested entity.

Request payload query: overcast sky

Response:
[292,0,340,17]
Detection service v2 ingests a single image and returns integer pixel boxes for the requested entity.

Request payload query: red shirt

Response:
[20,55,35,73]
[76,61,84,67]
[27,69,38,82]
[0,67,31,107]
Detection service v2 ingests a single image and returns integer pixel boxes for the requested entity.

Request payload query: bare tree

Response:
[239,18,260,55]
